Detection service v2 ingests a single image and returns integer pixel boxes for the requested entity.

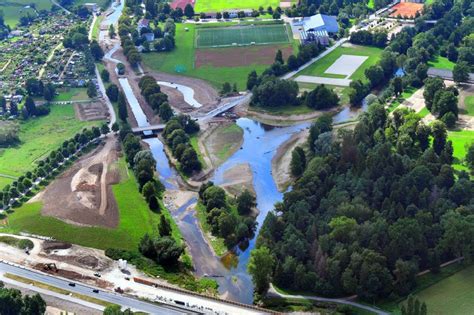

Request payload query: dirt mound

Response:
[34,264,112,288]
[76,255,100,268]
[42,241,72,251]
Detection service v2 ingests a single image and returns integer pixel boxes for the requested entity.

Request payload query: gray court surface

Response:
[324,55,368,77]
[295,75,351,86]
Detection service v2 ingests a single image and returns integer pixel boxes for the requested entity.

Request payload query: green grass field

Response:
[298,45,384,82]
[4,158,175,251]
[462,96,474,116]
[195,24,289,48]
[54,88,90,102]
[418,107,430,118]
[428,55,455,70]
[367,0,375,9]
[0,0,52,27]
[0,105,99,178]
[413,264,474,315]
[448,130,474,161]
[142,23,294,90]
[0,176,14,190]
[194,0,280,12]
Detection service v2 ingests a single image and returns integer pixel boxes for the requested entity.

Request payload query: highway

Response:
[0,262,194,314]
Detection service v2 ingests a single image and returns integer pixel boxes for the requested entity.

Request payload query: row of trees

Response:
[198,182,257,248]
[350,30,388,48]
[250,102,474,301]
[424,77,459,127]
[162,115,201,175]
[1,125,108,209]
[138,76,173,121]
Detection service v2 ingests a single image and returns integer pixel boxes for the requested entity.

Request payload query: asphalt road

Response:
[0,262,193,315]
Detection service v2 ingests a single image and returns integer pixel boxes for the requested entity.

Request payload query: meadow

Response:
[428,55,455,70]
[448,130,474,161]
[0,0,52,27]
[462,95,474,116]
[298,45,384,82]
[4,158,182,251]
[194,0,280,13]
[142,23,295,90]
[0,104,99,178]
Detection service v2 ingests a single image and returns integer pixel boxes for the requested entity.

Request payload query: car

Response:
[125,277,130,281]
[94,273,101,277]
[68,283,76,287]
[92,289,99,293]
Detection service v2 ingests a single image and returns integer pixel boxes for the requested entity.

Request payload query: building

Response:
[142,33,155,42]
[137,19,150,33]
[84,3,98,12]
[293,14,339,46]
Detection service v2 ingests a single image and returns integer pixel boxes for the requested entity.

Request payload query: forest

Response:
[256,102,474,301]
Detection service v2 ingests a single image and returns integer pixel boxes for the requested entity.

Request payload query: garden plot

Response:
[324,55,368,78]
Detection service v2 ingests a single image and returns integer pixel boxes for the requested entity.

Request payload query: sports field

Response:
[194,0,280,12]
[195,24,289,48]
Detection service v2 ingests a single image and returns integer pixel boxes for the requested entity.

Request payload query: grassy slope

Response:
[414,264,474,315]
[5,158,169,251]
[298,45,384,82]
[141,23,293,90]
[0,0,52,28]
[194,0,280,12]
[428,55,455,70]
[0,105,99,177]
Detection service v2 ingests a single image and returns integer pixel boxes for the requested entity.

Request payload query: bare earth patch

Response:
[74,101,109,121]
[195,45,293,68]
[201,121,244,168]
[221,163,255,198]
[40,136,120,228]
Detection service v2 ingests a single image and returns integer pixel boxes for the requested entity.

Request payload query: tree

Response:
[236,189,256,215]
[101,69,110,82]
[290,146,306,177]
[424,77,445,110]
[106,84,119,102]
[401,295,427,315]
[365,65,385,88]
[43,83,55,101]
[89,40,104,61]
[221,82,232,95]
[0,96,6,113]
[158,102,174,121]
[87,81,97,98]
[153,236,184,266]
[466,143,474,172]
[118,91,128,121]
[453,61,470,84]
[432,89,458,119]
[203,186,226,211]
[392,77,403,96]
[305,84,339,110]
[431,120,447,155]
[275,49,284,64]
[142,181,156,201]
[247,70,258,90]
[24,96,36,117]
[108,24,116,38]
[159,215,172,236]
[184,4,194,19]
[349,80,369,105]
[248,246,275,295]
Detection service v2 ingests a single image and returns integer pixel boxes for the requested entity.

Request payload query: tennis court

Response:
[195,24,290,48]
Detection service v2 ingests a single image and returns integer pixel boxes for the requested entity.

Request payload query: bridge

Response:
[131,94,251,136]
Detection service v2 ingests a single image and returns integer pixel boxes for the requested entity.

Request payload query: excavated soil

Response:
[40,137,120,228]
[74,101,109,121]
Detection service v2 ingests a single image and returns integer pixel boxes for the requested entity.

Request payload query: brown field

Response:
[195,45,293,68]
[389,2,423,18]
[171,0,194,9]
[74,101,109,121]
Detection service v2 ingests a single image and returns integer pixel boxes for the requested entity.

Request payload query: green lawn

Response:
[5,158,166,251]
[0,0,52,28]
[428,55,455,70]
[251,103,315,115]
[91,15,104,41]
[0,105,99,177]
[462,96,474,116]
[367,0,375,9]
[387,87,418,112]
[418,107,430,118]
[0,176,14,190]
[298,45,384,83]
[448,130,474,161]
[413,264,474,315]
[142,23,293,90]
[194,0,280,12]
[54,88,90,102]
[196,24,289,48]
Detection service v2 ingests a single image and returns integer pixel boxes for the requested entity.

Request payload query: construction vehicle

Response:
[42,263,58,272]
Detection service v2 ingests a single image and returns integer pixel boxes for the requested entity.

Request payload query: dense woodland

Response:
[0,283,46,315]
[254,102,474,300]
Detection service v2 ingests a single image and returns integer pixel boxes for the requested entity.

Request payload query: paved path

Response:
[95,66,116,128]
[294,75,351,86]
[268,284,389,315]
[281,38,348,80]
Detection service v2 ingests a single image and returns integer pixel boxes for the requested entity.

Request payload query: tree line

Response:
[138,76,174,121]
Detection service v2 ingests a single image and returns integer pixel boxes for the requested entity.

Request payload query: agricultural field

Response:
[5,158,163,251]
[0,0,52,27]
[428,55,456,70]
[193,0,280,13]
[195,24,289,48]
[0,104,99,178]
[142,23,296,90]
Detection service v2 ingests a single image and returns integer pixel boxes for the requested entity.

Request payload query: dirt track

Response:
[39,136,121,228]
